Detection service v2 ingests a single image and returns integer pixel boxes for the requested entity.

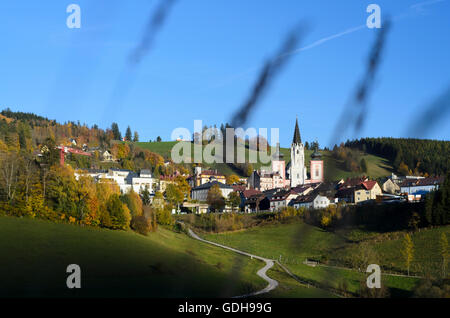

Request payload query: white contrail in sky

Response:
[210,0,446,89]
[410,0,444,11]
[285,0,446,57]
[209,24,366,88]
[284,24,366,57]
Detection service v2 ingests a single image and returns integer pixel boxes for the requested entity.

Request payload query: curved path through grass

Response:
[187,228,279,297]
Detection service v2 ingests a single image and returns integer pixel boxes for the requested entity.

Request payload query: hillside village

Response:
[0,109,448,300]
[0,108,447,231]
[2,1,450,302]
[70,118,445,215]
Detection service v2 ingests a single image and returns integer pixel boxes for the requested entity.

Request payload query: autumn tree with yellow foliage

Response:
[402,233,415,276]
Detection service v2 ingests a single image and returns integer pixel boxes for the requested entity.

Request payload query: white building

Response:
[246,118,325,191]
[102,150,115,162]
[269,189,298,211]
[191,181,234,202]
[74,169,107,181]
[289,118,307,187]
[76,168,155,194]
[291,194,332,210]
[130,169,154,194]
[313,195,330,209]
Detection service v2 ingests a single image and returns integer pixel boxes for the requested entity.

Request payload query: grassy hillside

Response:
[0,216,335,298]
[0,216,266,298]
[203,222,448,296]
[135,141,178,158]
[204,222,346,261]
[333,226,450,277]
[322,152,393,181]
[262,264,336,298]
[135,141,393,180]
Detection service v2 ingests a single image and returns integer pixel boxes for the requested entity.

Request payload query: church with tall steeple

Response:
[289,117,307,187]
[247,116,324,191]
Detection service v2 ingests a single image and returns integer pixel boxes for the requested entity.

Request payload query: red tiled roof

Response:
[270,189,295,201]
[232,185,246,192]
[416,176,444,186]
[292,195,314,203]
[340,176,368,189]
[362,180,378,190]
[291,185,313,194]
[242,189,261,199]
[400,176,444,187]
[246,193,267,203]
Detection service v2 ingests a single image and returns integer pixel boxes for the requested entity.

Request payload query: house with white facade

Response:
[102,150,115,162]
[191,181,234,202]
[399,176,444,201]
[382,178,400,194]
[291,195,314,209]
[312,195,331,209]
[74,169,107,181]
[75,168,155,195]
[269,189,298,211]
[130,169,154,194]
[399,176,443,195]
[291,194,333,210]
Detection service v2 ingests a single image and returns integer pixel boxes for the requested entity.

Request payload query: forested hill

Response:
[345,138,450,176]
[1,108,50,124]
[0,108,111,152]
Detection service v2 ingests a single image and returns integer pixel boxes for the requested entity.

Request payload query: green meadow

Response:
[203,221,448,296]
[0,216,265,298]
[0,216,334,298]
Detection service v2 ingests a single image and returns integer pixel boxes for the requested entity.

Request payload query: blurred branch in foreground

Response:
[330,19,391,148]
[230,23,308,128]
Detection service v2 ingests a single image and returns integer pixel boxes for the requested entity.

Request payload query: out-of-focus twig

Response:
[406,85,450,138]
[105,0,178,121]
[330,19,391,147]
[230,24,308,128]
[128,0,177,66]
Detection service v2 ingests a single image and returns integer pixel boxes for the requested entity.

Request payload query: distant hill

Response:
[135,141,393,181]
[1,108,50,124]
[346,138,450,176]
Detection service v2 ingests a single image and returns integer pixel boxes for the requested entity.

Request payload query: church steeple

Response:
[290,116,306,187]
[292,117,301,144]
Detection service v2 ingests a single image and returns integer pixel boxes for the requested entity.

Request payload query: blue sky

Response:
[0,0,449,147]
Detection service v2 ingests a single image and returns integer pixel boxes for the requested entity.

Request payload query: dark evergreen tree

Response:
[111,123,121,140]
[125,126,132,141]
[360,158,368,173]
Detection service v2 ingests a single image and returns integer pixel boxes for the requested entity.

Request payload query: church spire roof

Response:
[292,117,301,144]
